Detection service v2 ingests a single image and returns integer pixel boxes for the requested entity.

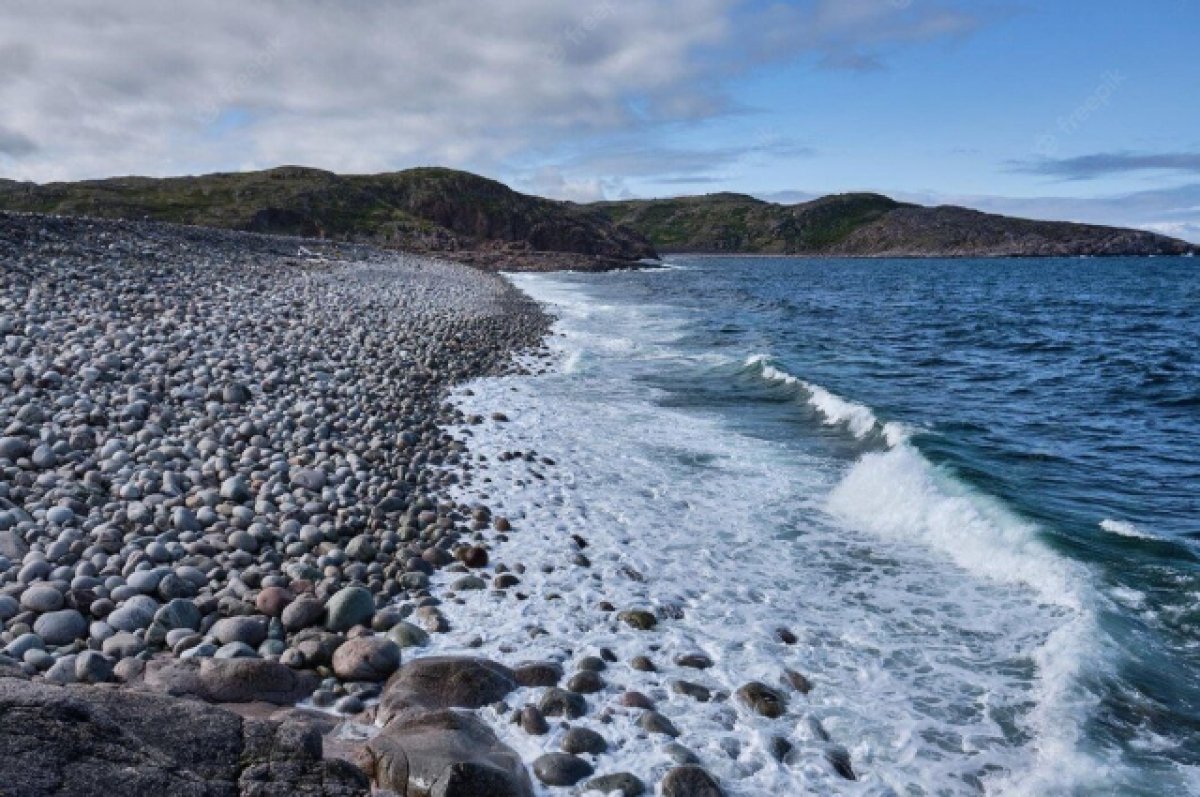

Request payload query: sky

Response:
[1,1,1198,240]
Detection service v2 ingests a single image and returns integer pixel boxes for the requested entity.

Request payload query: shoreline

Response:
[0,211,753,797]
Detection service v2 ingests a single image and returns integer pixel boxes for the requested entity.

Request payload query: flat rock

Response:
[143,657,318,704]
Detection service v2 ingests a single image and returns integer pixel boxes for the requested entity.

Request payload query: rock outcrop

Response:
[0,675,368,796]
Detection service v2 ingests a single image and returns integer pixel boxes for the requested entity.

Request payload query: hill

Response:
[0,166,657,270]
[589,192,1197,257]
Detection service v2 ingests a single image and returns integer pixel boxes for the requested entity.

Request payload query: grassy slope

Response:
[590,193,1198,257]
[0,166,657,261]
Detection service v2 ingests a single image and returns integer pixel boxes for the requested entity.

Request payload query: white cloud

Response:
[0,0,988,182]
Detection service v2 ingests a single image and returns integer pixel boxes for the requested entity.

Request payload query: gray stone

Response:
[211,616,268,647]
[74,650,115,683]
[33,609,87,646]
[21,584,65,613]
[325,586,374,632]
[385,621,429,649]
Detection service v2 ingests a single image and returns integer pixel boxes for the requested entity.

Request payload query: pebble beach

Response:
[0,211,811,796]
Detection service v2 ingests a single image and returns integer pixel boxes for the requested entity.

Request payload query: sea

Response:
[436,255,1200,796]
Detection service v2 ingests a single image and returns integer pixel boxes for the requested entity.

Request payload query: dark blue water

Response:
[512,255,1200,793]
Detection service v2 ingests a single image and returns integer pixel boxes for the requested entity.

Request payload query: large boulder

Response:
[377,656,517,725]
[360,709,532,797]
[0,676,368,796]
[142,658,318,704]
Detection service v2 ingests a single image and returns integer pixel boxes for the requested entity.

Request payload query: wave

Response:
[1100,518,1157,540]
[745,354,909,445]
[743,354,1108,792]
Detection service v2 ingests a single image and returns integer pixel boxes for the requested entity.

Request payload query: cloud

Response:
[1009,151,1200,180]
[0,126,37,158]
[0,0,989,182]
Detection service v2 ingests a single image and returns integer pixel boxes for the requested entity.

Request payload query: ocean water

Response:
[433,256,1199,796]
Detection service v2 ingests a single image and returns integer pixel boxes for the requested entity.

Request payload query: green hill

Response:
[0,166,657,268]
[589,192,1197,257]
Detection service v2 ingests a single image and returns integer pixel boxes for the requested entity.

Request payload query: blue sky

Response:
[2,1,1198,239]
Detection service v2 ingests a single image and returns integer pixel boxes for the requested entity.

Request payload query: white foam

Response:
[427,272,1129,796]
[1100,518,1156,540]
[746,354,891,441]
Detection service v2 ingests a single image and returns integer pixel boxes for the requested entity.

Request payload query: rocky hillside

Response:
[0,166,657,270]
[590,192,1198,257]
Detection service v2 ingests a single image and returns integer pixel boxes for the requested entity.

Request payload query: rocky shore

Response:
[0,211,831,796]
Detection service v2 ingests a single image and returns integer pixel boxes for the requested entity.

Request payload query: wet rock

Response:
[532,753,593,787]
[826,745,856,780]
[637,710,679,737]
[562,726,608,755]
[585,772,646,796]
[617,610,657,630]
[783,668,812,694]
[736,681,788,718]
[360,708,532,797]
[378,656,517,724]
[386,621,430,649]
[519,705,549,735]
[567,669,605,693]
[675,652,713,669]
[661,765,724,797]
[672,680,712,702]
[539,687,588,719]
[513,661,562,688]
